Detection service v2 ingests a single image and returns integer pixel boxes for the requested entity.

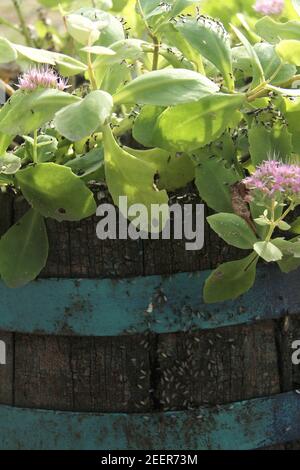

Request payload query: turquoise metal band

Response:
[0,265,298,336]
[0,391,299,450]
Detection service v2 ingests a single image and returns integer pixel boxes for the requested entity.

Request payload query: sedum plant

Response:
[0,0,300,303]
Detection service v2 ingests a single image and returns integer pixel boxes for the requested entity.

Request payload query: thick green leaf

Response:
[81,45,116,56]
[278,256,300,273]
[207,213,257,249]
[0,209,48,288]
[276,40,300,66]
[103,126,169,233]
[0,38,17,63]
[0,89,79,136]
[203,254,258,303]
[274,236,300,272]
[132,105,165,148]
[291,216,300,234]
[233,43,296,86]
[13,44,87,76]
[282,98,300,153]
[65,147,104,178]
[194,155,239,213]
[254,241,283,262]
[272,237,300,258]
[153,93,244,152]
[174,16,234,91]
[65,13,105,45]
[231,25,264,89]
[123,146,194,192]
[0,134,11,155]
[16,163,96,222]
[54,91,113,141]
[256,17,300,44]
[36,135,58,163]
[22,134,58,163]
[162,23,205,72]
[113,68,219,106]
[71,8,125,47]
[0,153,21,174]
[248,122,292,166]
[139,0,196,23]
[93,39,146,67]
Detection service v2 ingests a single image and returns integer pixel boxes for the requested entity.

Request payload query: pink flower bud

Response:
[17,66,68,92]
[253,0,284,15]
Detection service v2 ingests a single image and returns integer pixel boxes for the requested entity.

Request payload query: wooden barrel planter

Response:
[0,189,300,450]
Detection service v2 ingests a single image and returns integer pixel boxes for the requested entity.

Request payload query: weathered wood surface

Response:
[0,193,13,406]
[1,191,300,449]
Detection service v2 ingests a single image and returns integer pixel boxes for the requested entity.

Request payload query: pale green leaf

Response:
[204,254,258,303]
[54,90,113,141]
[123,146,194,192]
[16,163,96,222]
[0,38,17,64]
[231,24,264,89]
[0,209,48,288]
[0,89,80,136]
[0,153,21,174]
[207,213,257,249]
[174,16,234,91]
[194,155,239,213]
[153,93,244,152]
[256,17,300,44]
[248,122,292,166]
[113,68,219,106]
[254,241,283,262]
[103,126,169,233]
[276,40,300,66]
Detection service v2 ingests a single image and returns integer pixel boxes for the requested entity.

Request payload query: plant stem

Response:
[11,0,33,46]
[0,15,20,33]
[87,51,98,90]
[137,0,160,70]
[263,200,294,244]
[152,36,160,71]
[33,129,38,164]
[86,33,98,90]
[265,199,276,243]
[275,201,294,225]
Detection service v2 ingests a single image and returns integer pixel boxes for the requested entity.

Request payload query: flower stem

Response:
[264,199,276,243]
[86,33,98,90]
[87,52,98,90]
[11,0,33,47]
[33,129,38,164]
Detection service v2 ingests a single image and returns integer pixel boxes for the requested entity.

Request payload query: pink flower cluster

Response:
[18,67,68,92]
[253,0,284,15]
[243,160,300,200]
